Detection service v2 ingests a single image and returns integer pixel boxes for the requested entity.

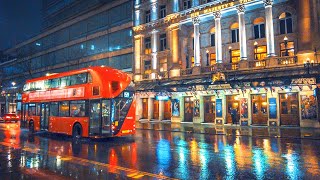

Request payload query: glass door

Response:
[40,103,49,130]
[101,100,111,134]
[279,93,299,126]
[204,96,215,123]
[89,100,102,135]
[184,97,193,122]
[251,94,268,125]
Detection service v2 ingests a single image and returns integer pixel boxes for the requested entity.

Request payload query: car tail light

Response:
[5,116,10,119]
[16,116,20,119]
[112,125,115,129]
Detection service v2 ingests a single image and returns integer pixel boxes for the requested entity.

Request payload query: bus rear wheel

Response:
[29,121,34,133]
[72,123,82,139]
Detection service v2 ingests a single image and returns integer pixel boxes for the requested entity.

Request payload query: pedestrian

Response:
[231,108,237,125]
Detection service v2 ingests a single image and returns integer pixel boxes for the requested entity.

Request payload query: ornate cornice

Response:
[213,11,221,19]
[263,0,273,7]
[237,4,245,14]
[192,17,200,25]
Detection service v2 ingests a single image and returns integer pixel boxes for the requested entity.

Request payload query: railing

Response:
[216,63,238,71]
[276,56,298,65]
[142,74,149,79]
[181,68,193,75]
[249,59,266,68]
[158,71,169,79]
[201,65,217,73]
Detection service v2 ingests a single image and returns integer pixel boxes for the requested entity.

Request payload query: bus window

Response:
[70,101,86,117]
[37,104,41,116]
[70,73,87,86]
[88,73,92,83]
[51,78,60,88]
[50,102,59,116]
[60,76,70,87]
[28,104,36,116]
[59,101,70,117]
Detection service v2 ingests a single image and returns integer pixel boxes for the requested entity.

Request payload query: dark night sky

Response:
[0,0,42,51]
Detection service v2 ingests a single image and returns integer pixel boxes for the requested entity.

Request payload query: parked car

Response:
[1,113,20,123]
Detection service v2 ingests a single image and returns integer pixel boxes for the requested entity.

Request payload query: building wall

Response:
[133,0,320,127]
[0,0,134,113]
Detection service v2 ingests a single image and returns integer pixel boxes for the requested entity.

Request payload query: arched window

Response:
[230,23,239,43]
[253,17,265,39]
[210,27,215,47]
[279,12,293,34]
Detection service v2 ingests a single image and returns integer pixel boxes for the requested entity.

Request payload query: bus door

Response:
[40,103,49,130]
[89,100,102,135]
[101,100,111,134]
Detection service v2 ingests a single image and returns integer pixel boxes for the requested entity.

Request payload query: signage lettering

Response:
[29,87,85,101]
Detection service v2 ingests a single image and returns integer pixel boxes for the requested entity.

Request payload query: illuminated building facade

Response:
[0,0,133,114]
[133,0,320,127]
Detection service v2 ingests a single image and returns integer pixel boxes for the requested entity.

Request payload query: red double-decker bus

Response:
[21,66,135,138]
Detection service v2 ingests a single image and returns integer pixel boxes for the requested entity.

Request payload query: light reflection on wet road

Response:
[0,123,320,179]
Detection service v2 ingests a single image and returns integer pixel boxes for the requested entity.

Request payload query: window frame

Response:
[231,29,240,43]
[145,10,151,23]
[210,33,215,47]
[144,37,151,54]
[159,33,167,51]
[159,5,166,19]
[279,13,293,34]
[254,23,265,39]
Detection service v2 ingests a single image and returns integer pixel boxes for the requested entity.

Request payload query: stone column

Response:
[264,0,276,56]
[135,10,140,26]
[214,11,222,63]
[134,35,143,81]
[151,29,158,79]
[237,4,247,60]
[173,0,180,12]
[159,100,164,121]
[193,17,201,66]
[170,24,180,68]
[151,2,158,21]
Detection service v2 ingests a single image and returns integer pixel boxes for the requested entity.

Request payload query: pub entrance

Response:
[204,96,215,123]
[279,93,299,126]
[184,97,193,122]
[164,100,171,120]
[226,95,240,124]
[153,100,159,119]
[142,98,148,119]
[251,94,268,125]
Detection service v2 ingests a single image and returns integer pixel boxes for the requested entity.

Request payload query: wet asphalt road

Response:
[0,122,320,180]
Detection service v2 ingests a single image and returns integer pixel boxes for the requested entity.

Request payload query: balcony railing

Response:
[181,68,192,75]
[277,56,298,65]
[201,65,217,73]
[158,71,168,79]
[142,74,149,79]
[249,59,266,68]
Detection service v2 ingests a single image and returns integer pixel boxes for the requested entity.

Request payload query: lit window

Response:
[144,60,151,74]
[254,45,267,60]
[210,53,216,65]
[280,41,295,57]
[231,49,240,63]
[144,37,151,54]
[279,12,293,34]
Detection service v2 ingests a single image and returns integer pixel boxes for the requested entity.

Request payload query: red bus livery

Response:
[21,66,135,138]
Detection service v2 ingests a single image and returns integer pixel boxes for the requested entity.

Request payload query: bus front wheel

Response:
[72,123,82,139]
[29,121,34,133]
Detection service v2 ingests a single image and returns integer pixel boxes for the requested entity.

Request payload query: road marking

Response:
[0,142,177,180]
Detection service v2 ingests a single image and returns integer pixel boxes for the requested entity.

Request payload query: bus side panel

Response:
[49,117,89,137]
[29,116,40,131]
[116,98,136,137]
[67,117,89,137]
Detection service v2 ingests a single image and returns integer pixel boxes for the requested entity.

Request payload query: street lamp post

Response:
[206,49,209,66]
[254,41,258,60]
[284,36,289,56]
[229,46,232,63]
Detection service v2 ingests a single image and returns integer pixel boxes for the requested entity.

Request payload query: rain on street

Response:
[0,122,320,179]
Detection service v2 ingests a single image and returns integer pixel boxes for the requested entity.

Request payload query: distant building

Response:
[133,0,320,127]
[0,0,133,113]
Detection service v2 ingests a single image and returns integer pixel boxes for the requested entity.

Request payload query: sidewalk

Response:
[136,121,320,140]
